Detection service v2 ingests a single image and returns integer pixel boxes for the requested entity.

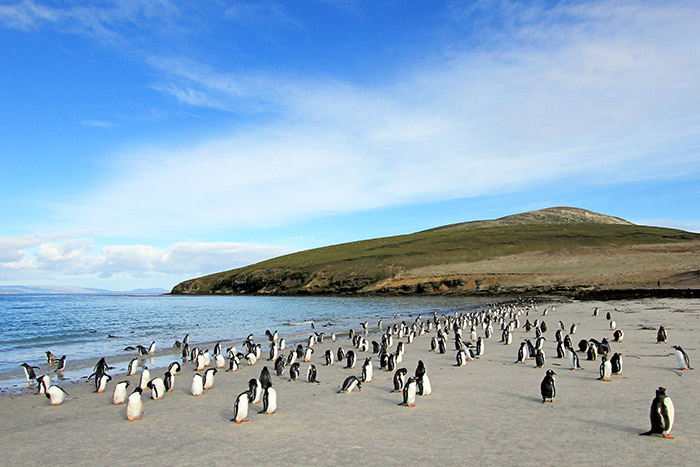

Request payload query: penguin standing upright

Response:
[346,350,357,369]
[610,353,623,375]
[400,376,417,407]
[45,385,68,406]
[203,368,217,390]
[640,387,674,439]
[232,390,251,424]
[20,363,40,383]
[567,349,583,370]
[112,380,130,405]
[126,388,144,421]
[36,374,50,395]
[599,356,612,382]
[289,362,301,381]
[337,347,345,363]
[540,369,556,403]
[259,386,277,414]
[55,355,67,373]
[274,356,285,376]
[259,366,272,389]
[139,368,150,390]
[248,378,262,404]
[164,371,175,393]
[95,372,112,394]
[392,368,408,392]
[415,360,431,396]
[338,375,362,393]
[361,357,373,383]
[324,349,335,366]
[535,349,546,368]
[307,364,320,384]
[657,325,667,343]
[191,373,204,396]
[672,345,693,370]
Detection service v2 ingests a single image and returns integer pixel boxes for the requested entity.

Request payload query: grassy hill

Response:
[171,207,700,297]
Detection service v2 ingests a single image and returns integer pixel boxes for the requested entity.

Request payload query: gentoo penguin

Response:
[324,349,335,366]
[136,345,148,356]
[203,368,217,390]
[55,355,67,373]
[336,347,345,363]
[248,378,262,404]
[456,349,467,367]
[232,390,251,424]
[279,338,286,350]
[20,363,40,382]
[392,368,408,392]
[202,349,212,367]
[228,357,240,373]
[505,331,513,346]
[36,374,50,395]
[515,341,529,364]
[164,371,175,393]
[386,353,397,372]
[400,376,417,407]
[338,375,362,393]
[289,362,301,381]
[593,307,599,317]
[307,364,320,384]
[578,339,589,353]
[259,386,277,414]
[535,349,546,368]
[196,352,207,371]
[245,352,258,367]
[641,387,674,439]
[610,353,623,375]
[274,356,285,376]
[346,350,357,369]
[609,320,617,331]
[417,372,432,396]
[567,349,583,370]
[606,311,612,320]
[259,366,272,389]
[569,323,577,335]
[46,351,58,366]
[126,388,144,421]
[139,368,150,390]
[586,344,598,361]
[599,356,612,382]
[613,329,624,342]
[148,341,156,354]
[657,325,667,343]
[556,341,566,359]
[168,361,181,376]
[147,377,166,400]
[540,369,556,403]
[95,372,112,393]
[303,347,314,363]
[46,385,68,406]
[672,345,693,370]
[191,373,204,396]
[476,337,484,356]
[361,358,373,383]
[215,353,226,368]
[113,380,130,405]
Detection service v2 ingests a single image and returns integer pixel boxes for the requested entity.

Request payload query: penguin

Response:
[191,373,204,396]
[578,339,589,353]
[303,347,314,363]
[279,338,286,350]
[95,372,112,394]
[168,361,181,376]
[46,351,58,366]
[613,329,624,342]
[46,385,68,406]
[20,363,40,382]
[672,345,693,370]
[505,331,513,346]
[567,349,583,370]
[112,380,130,405]
[246,352,258,367]
[248,378,262,404]
[228,357,240,373]
[215,353,226,368]
[36,374,50,395]
[569,323,577,335]
[400,376,417,407]
[203,368,217,390]
[456,349,467,367]
[417,373,432,396]
[203,349,212,367]
[295,344,305,360]
[556,341,566,359]
[181,344,190,360]
[535,349,546,368]
[259,366,272,390]
[126,387,144,421]
[606,311,612,320]
[476,337,484,356]
[324,349,335,366]
[437,338,446,354]
[593,307,599,317]
[289,362,300,381]
[274,356,285,376]
[609,320,617,331]
[386,353,397,372]
[610,352,623,375]
[346,350,357,369]
[147,377,166,400]
[640,387,674,439]
[586,344,598,361]
[148,341,156,354]
[361,358,373,383]
[164,371,175,393]
[515,341,529,364]
[259,386,277,414]
[307,364,320,384]
[338,375,362,393]
[337,347,345,363]
[136,345,149,356]
[392,368,408,393]
[232,390,251,424]
[54,355,67,373]
[657,325,667,343]
[139,368,150,390]
[540,369,556,403]
[599,356,612,382]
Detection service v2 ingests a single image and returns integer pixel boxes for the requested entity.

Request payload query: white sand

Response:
[1,298,699,465]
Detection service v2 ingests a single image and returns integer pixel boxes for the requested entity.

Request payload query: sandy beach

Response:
[1,297,699,465]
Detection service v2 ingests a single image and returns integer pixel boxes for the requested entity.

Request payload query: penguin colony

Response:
[16,300,686,438]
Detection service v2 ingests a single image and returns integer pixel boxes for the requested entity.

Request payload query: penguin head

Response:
[656,387,667,397]
[546,369,557,376]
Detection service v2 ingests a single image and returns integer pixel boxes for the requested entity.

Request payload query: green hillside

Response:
[171,207,700,296]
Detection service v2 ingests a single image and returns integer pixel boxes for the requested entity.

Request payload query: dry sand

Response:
[1,298,699,466]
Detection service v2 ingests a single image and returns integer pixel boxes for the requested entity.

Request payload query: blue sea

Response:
[0,294,494,390]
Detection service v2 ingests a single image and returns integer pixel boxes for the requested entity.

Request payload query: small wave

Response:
[282,320,315,327]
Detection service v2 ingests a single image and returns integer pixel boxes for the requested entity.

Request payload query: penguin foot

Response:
[663,435,674,439]
[407,404,415,407]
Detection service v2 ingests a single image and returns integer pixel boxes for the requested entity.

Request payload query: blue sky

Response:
[1,0,699,291]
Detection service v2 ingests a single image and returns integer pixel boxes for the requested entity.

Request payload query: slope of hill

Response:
[171,207,700,297]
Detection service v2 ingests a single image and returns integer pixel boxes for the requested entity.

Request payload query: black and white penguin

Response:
[515,341,529,364]
[259,386,277,414]
[126,387,144,421]
[139,367,150,390]
[567,348,583,370]
[296,344,305,360]
[476,337,484,356]
[400,376,417,407]
[640,387,674,439]
[274,356,285,376]
[613,329,624,342]
[163,371,175,393]
[148,341,156,354]
[289,362,301,381]
[456,349,467,367]
[535,349,546,368]
[392,368,408,393]
[599,356,612,382]
[578,339,589,353]
[437,338,446,354]
[361,357,373,383]
[259,366,272,389]
[36,374,50,395]
[46,385,68,406]
[232,390,251,424]
[54,355,67,373]
[203,368,217,390]
[540,369,556,403]
[569,323,577,335]
[346,350,357,369]
[587,344,598,361]
[593,307,598,317]
[306,363,320,384]
[147,377,166,400]
[337,347,345,363]
[286,350,297,367]
[556,341,566,359]
[228,356,240,373]
[338,375,362,393]
[45,351,58,366]
[95,372,112,394]
[324,349,335,366]
[672,345,693,370]
[112,380,130,405]
[191,373,204,396]
[610,352,623,375]
[606,311,612,320]
[657,325,667,343]
[20,363,40,382]
[248,378,262,404]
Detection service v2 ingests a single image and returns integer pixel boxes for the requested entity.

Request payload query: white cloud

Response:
[638,220,700,234]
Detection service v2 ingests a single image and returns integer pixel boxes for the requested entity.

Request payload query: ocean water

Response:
[0,294,493,390]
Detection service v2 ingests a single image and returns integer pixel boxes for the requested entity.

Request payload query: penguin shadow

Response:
[495,390,541,404]
[571,417,640,435]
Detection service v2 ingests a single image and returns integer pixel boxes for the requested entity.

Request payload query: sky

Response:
[0,0,699,291]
